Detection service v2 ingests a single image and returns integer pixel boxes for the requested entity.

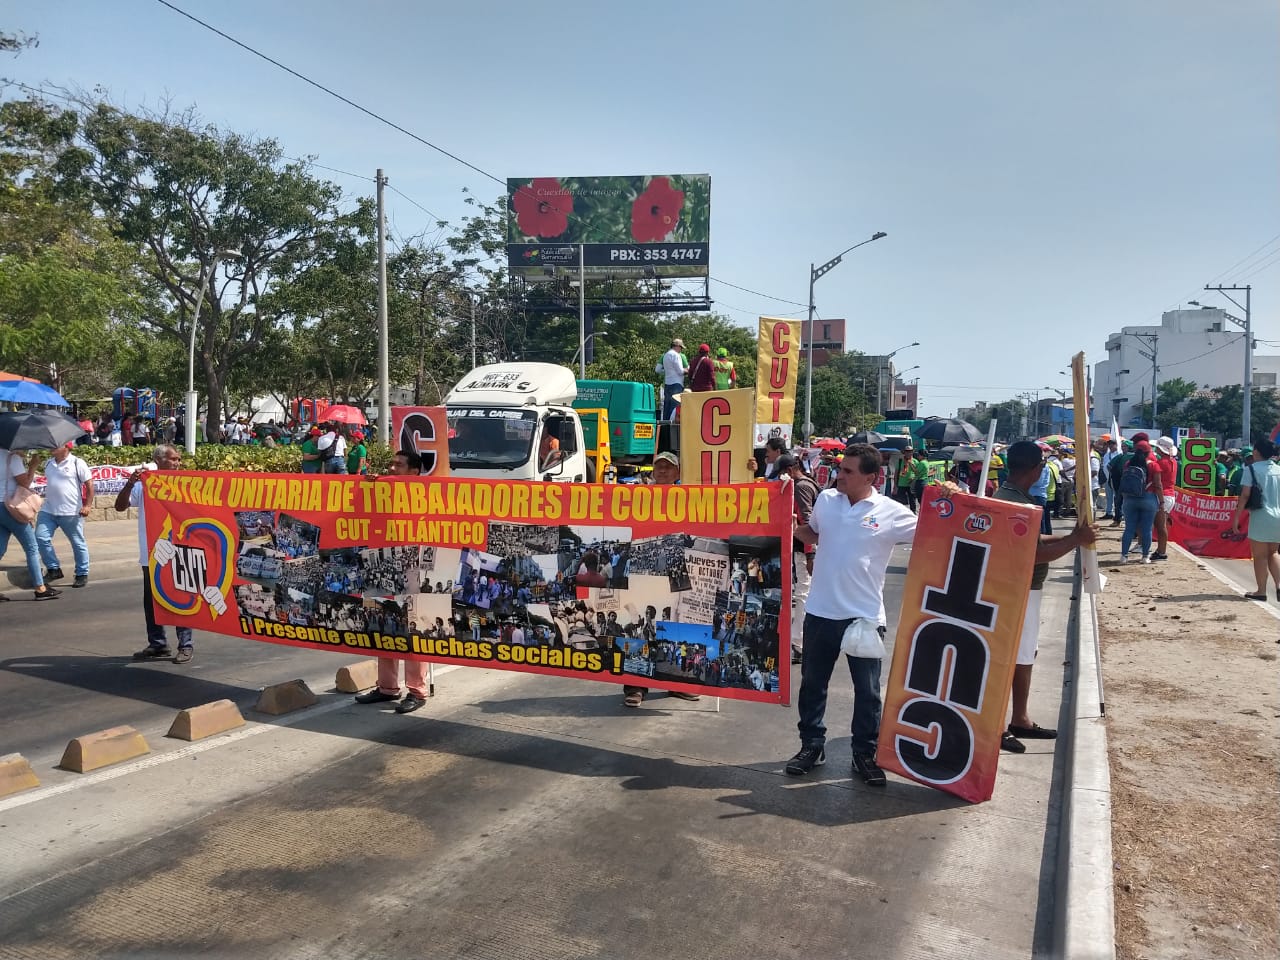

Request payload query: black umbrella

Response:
[918,418,984,445]
[950,446,987,463]
[846,430,888,446]
[0,409,89,451]
[878,436,915,452]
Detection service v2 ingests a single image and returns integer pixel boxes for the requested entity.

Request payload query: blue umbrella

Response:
[0,379,70,407]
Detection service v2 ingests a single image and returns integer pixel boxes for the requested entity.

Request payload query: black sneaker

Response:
[354,688,401,704]
[34,586,61,600]
[784,744,826,776]
[133,644,173,660]
[45,568,64,582]
[73,575,88,588]
[1151,553,1168,561]
[395,694,427,714]
[852,753,887,786]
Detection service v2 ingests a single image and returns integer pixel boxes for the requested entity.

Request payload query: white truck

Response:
[444,362,599,482]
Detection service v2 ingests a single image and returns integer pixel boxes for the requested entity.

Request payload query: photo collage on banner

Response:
[230,514,784,698]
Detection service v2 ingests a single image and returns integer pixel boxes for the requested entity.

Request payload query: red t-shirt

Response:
[1155,455,1177,494]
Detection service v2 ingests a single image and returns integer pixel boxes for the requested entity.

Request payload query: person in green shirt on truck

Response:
[712,348,737,390]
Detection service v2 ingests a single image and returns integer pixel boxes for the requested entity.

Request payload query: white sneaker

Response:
[1141,555,1151,564]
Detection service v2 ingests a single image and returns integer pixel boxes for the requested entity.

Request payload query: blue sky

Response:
[6,0,1277,416]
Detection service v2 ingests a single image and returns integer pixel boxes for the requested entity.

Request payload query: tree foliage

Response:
[1179,384,1280,444]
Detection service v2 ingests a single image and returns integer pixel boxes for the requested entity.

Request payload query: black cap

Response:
[774,455,797,473]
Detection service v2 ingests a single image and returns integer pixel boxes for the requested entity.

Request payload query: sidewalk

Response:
[0,515,141,595]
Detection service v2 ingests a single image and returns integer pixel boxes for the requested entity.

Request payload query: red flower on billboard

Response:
[512,178,574,238]
[630,176,685,242]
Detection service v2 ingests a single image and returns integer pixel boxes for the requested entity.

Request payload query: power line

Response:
[386,184,445,224]
[1210,231,1280,284]
[153,0,505,187]
[709,276,807,308]
[1233,247,1280,283]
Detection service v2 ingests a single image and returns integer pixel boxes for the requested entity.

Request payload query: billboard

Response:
[506,175,710,279]
[141,472,791,704]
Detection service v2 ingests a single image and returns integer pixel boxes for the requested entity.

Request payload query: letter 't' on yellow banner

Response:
[679,388,756,484]
[754,317,802,447]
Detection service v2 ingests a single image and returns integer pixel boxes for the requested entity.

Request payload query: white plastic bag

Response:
[840,618,886,659]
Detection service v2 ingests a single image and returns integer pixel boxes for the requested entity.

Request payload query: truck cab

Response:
[444,363,596,482]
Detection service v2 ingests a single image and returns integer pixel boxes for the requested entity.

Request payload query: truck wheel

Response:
[585,459,597,483]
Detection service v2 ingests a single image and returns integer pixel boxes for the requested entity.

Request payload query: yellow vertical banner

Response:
[680,388,757,484]
[754,317,801,446]
[876,487,1038,803]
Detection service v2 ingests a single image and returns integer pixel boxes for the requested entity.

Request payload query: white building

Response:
[1093,307,1280,428]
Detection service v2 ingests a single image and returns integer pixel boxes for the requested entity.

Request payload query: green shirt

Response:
[347,442,368,475]
[911,459,930,482]
[992,483,1049,590]
[300,438,321,474]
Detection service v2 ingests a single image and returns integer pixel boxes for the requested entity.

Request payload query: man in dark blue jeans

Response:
[787,444,918,785]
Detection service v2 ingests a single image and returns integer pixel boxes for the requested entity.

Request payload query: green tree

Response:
[1179,384,1280,444]
[23,98,371,440]
[0,97,151,394]
[1136,377,1199,433]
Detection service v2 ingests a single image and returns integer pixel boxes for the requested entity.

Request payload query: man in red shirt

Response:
[1151,436,1180,561]
[688,343,716,392]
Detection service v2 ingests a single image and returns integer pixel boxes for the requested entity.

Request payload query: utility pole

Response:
[1203,284,1252,443]
[1129,331,1159,432]
[376,169,390,444]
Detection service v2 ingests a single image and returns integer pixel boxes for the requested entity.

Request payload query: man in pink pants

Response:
[354,450,429,714]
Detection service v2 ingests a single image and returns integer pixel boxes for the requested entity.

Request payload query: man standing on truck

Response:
[657,338,688,420]
[712,347,737,390]
[689,343,716,392]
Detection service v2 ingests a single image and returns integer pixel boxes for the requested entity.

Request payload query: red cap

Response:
[1134,439,1152,454]
[309,428,321,437]
[698,343,710,353]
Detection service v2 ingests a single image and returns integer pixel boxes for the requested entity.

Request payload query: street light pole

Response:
[1201,285,1253,442]
[185,248,241,455]
[803,231,887,438]
[876,341,920,416]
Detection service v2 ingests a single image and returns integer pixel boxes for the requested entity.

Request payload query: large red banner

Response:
[142,473,793,704]
[877,487,1039,803]
[1168,487,1250,559]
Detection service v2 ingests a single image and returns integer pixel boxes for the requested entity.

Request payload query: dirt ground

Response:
[1094,523,1279,959]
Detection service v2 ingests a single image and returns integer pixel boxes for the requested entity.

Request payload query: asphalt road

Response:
[0,556,1068,960]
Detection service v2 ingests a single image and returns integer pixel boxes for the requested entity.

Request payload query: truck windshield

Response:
[447,407,537,468]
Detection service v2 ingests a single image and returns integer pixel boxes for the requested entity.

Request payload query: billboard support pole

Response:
[578,244,586,378]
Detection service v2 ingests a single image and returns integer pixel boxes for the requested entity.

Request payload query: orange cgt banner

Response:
[876,486,1038,803]
[389,406,450,476]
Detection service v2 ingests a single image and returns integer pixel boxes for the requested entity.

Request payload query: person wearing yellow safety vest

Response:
[712,348,737,389]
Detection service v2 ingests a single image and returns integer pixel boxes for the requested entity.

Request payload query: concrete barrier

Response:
[1053,557,1116,960]
[0,753,40,797]
[335,659,379,693]
[167,699,246,741]
[254,679,318,716]
[59,725,151,773]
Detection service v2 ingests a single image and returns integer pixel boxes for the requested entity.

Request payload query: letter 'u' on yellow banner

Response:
[679,388,756,484]
[876,487,1038,803]
[754,317,801,446]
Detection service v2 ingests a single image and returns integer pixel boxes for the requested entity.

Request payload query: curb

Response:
[1053,558,1116,960]
[1,559,142,596]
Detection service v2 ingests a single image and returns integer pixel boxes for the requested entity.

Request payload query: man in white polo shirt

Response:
[35,441,94,587]
[786,443,918,785]
[114,444,194,664]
